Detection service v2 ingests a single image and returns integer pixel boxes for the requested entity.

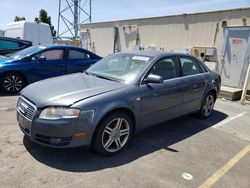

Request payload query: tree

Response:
[14,16,26,22]
[35,9,56,37]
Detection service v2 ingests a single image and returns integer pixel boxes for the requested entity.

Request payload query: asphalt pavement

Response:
[0,95,249,188]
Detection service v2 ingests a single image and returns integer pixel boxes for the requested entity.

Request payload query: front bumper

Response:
[17,111,93,148]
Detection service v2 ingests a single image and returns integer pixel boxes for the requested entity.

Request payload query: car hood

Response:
[21,73,128,108]
[0,56,15,64]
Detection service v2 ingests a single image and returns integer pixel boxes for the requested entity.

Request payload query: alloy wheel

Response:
[202,94,214,117]
[3,74,24,93]
[101,117,130,153]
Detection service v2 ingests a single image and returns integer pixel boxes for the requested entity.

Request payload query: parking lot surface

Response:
[0,95,249,188]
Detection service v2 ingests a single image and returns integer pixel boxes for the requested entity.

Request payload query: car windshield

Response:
[86,53,152,83]
[9,46,45,60]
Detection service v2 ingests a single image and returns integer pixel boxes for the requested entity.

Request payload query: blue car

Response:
[0,45,101,93]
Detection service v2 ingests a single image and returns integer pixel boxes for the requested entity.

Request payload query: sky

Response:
[0,0,249,36]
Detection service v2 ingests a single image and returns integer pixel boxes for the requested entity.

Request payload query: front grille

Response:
[17,97,36,121]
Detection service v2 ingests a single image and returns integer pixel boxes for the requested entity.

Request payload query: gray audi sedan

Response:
[17,51,221,155]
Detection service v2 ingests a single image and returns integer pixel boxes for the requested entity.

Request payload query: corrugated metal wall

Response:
[80,8,250,60]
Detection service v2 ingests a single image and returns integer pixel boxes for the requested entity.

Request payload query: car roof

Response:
[119,50,192,58]
[37,44,81,49]
[34,44,91,52]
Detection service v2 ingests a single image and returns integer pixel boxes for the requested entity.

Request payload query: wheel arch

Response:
[91,107,136,144]
[208,89,217,101]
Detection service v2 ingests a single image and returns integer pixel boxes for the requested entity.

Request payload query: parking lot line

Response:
[212,111,246,128]
[198,144,250,188]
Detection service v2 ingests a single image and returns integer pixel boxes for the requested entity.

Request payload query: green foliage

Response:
[35,9,56,37]
[14,16,26,22]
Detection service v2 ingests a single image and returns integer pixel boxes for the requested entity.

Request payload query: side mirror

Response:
[144,74,164,84]
[36,55,46,62]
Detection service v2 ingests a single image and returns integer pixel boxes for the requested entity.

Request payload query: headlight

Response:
[39,107,80,120]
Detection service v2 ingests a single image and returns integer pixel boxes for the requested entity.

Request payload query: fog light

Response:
[50,138,62,144]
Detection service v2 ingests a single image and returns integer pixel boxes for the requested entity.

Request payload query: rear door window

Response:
[68,50,90,59]
[179,56,203,76]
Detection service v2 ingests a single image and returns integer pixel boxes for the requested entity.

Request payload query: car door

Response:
[66,49,97,74]
[140,56,183,128]
[177,55,208,113]
[28,48,67,82]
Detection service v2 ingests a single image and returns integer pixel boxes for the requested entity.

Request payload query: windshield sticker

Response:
[132,56,150,61]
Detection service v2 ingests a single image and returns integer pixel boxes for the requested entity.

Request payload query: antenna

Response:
[57,0,92,39]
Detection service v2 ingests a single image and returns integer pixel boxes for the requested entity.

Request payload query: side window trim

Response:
[197,59,209,73]
[193,57,205,73]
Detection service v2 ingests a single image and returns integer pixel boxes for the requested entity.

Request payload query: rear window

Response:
[0,40,19,50]
[69,50,90,59]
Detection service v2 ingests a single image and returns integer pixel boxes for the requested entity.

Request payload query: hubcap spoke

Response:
[208,106,213,111]
[115,139,122,149]
[115,118,123,129]
[120,128,129,136]
[14,85,20,91]
[6,86,12,91]
[104,137,113,149]
[104,127,113,135]
[205,98,209,106]
[6,77,13,83]
[4,82,12,87]
[205,109,209,115]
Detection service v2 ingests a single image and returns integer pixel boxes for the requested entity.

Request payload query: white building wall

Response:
[81,8,250,59]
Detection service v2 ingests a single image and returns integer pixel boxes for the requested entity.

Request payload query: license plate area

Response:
[18,113,32,136]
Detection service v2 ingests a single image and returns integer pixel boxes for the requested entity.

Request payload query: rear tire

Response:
[0,73,26,94]
[92,112,133,156]
[197,92,215,119]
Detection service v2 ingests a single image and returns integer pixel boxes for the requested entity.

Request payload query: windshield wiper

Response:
[85,71,121,82]
[94,74,115,81]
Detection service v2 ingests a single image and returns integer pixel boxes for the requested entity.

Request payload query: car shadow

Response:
[0,92,20,97]
[23,110,228,172]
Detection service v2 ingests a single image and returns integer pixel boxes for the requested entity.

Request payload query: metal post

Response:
[57,0,61,38]
[89,0,92,23]
[74,0,78,38]
[57,0,92,38]
[240,58,250,105]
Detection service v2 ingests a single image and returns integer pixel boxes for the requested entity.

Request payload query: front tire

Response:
[0,73,25,94]
[198,92,215,118]
[92,112,133,156]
